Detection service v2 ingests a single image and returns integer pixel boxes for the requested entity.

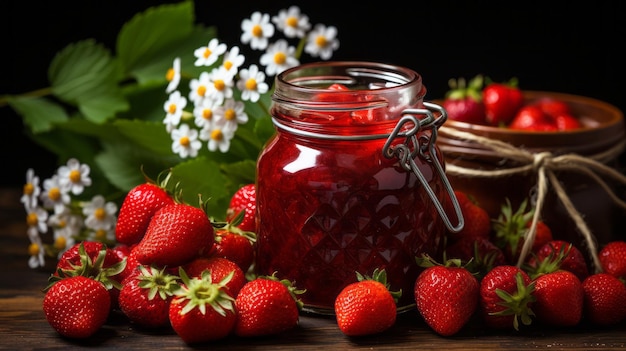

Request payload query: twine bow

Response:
[439,125,626,272]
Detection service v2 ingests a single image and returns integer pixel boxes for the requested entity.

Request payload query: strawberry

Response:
[414,255,479,336]
[115,170,174,246]
[479,265,535,330]
[535,97,571,117]
[483,78,524,126]
[527,240,589,282]
[447,190,491,242]
[582,273,626,325]
[508,105,557,131]
[118,265,180,328]
[334,268,401,336]
[211,227,256,273]
[598,241,626,279]
[225,183,256,233]
[183,257,247,298]
[234,273,304,337]
[532,270,583,327]
[445,236,506,280]
[43,276,111,339]
[553,113,581,130]
[442,75,486,124]
[135,200,214,268]
[169,268,236,344]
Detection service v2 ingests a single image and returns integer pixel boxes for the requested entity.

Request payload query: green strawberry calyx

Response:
[174,267,235,316]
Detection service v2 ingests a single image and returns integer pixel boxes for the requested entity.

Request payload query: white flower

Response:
[40,175,70,214]
[240,11,275,50]
[236,64,269,103]
[21,168,40,211]
[272,6,310,38]
[259,39,300,76]
[201,125,235,153]
[48,207,81,256]
[163,90,187,132]
[188,71,212,106]
[214,98,249,133]
[194,38,227,67]
[304,24,340,60]
[220,46,245,77]
[26,205,48,234]
[171,123,202,158]
[57,158,92,195]
[27,232,45,269]
[206,66,235,105]
[166,57,181,93]
[83,195,117,231]
[87,227,116,245]
[193,98,219,130]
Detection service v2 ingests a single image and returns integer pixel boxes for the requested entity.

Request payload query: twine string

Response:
[439,126,626,272]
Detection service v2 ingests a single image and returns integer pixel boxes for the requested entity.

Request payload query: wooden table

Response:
[2,187,626,350]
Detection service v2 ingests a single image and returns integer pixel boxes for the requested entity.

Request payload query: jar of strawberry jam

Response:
[255,61,463,314]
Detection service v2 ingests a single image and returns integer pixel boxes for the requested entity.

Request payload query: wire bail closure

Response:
[383,102,464,233]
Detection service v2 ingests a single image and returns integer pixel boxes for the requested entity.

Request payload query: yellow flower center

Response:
[286,16,298,28]
[94,229,107,242]
[203,109,213,120]
[197,85,207,97]
[94,208,106,221]
[23,182,34,196]
[180,136,190,147]
[316,35,328,48]
[48,187,61,202]
[224,61,233,70]
[54,236,67,251]
[252,24,263,38]
[225,109,236,121]
[203,48,212,59]
[168,103,177,114]
[245,78,257,91]
[214,80,225,91]
[211,129,223,141]
[26,212,38,226]
[58,219,67,228]
[28,242,40,257]
[69,169,81,183]
[166,67,175,81]
[273,52,286,65]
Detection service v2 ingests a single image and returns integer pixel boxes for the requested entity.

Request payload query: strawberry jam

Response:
[255,62,462,314]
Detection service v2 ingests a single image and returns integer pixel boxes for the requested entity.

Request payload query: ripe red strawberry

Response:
[169,268,236,344]
[334,269,400,336]
[446,236,506,280]
[483,78,524,126]
[234,274,303,337]
[535,98,571,117]
[43,276,111,338]
[211,228,256,272]
[532,270,583,327]
[225,184,256,232]
[582,273,626,325]
[183,257,246,298]
[447,190,491,242]
[442,75,486,124]
[528,240,589,282]
[479,265,535,330]
[118,265,180,328]
[115,171,174,246]
[598,241,626,279]
[508,105,557,131]
[414,255,479,336]
[135,201,214,268]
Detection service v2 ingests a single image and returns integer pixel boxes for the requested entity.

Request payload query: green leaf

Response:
[116,0,195,75]
[7,96,68,133]
[222,160,257,186]
[78,86,130,124]
[114,119,173,155]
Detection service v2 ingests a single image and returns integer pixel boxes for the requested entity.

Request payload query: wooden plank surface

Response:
[2,187,626,350]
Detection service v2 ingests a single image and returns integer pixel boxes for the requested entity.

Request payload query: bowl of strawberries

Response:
[432,75,625,255]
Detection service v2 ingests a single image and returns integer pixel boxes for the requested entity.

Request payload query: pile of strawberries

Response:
[41,170,626,343]
[442,75,581,131]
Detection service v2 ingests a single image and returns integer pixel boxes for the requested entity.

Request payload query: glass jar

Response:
[255,61,462,314]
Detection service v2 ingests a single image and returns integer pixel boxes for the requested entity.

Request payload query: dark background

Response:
[2,0,625,187]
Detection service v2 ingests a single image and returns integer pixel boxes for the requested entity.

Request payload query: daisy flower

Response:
[206,66,235,105]
[165,57,181,93]
[171,123,202,158]
[88,227,116,245]
[214,98,249,133]
[57,158,92,195]
[163,90,188,132]
[83,195,118,231]
[48,207,82,255]
[21,168,40,210]
[193,97,219,130]
[259,39,299,76]
[27,231,46,269]
[188,71,212,106]
[40,175,71,214]
[26,205,49,234]
[240,11,275,50]
[194,38,227,67]
[220,46,245,77]
[201,125,235,153]
[304,24,340,60]
[236,64,268,103]
[272,6,310,38]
